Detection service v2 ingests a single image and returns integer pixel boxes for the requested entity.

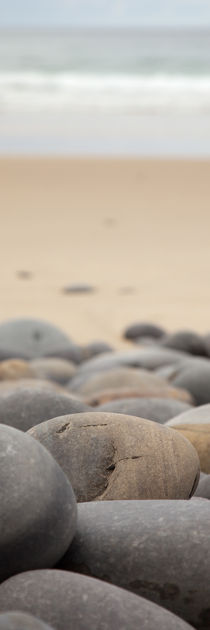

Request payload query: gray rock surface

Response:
[30,358,76,385]
[70,367,192,404]
[0,612,54,630]
[0,383,89,431]
[161,330,207,356]
[68,348,191,391]
[166,404,210,426]
[172,363,210,405]
[0,570,196,630]
[62,284,95,294]
[0,424,77,582]
[98,397,192,422]
[0,318,72,359]
[81,341,113,361]
[29,412,199,501]
[194,473,210,499]
[123,322,166,340]
[58,500,210,629]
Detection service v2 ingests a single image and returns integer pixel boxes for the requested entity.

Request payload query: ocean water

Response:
[0,28,210,155]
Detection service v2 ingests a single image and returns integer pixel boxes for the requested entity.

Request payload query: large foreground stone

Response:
[58,500,210,629]
[0,612,53,630]
[29,412,199,501]
[0,383,89,431]
[98,397,192,423]
[0,318,72,359]
[0,570,196,630]
[0,424,77,582]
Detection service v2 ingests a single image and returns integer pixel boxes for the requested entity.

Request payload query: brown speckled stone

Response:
[69,367,193,405]
[171,424,210,473]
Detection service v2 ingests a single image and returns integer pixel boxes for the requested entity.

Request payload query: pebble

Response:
[123,322,166,341]
[194,472,210,499]
[0,359,35,381]
[69,366,193,404]
[68,347,191,391]
[0,424,77,582]
[45,344,83,364]
[0,569,196,630]
[62,284,96,294]
[0,612,53,630]
[58,499,210,629]
[81,341,113,361]
[98,397,192,422]
[29,358,76,385]
[0,318,72,359]
[171,425,210,474]
[172,361,210,405]
[29,412,199,501]
[166,403,210,426]
[0,382,90,431]
[161,330,207,357]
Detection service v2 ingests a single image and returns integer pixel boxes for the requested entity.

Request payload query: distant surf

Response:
[0,28,210,154]
[1,72,210,113]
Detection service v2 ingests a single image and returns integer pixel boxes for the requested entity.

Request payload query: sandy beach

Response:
[0,157,210,346]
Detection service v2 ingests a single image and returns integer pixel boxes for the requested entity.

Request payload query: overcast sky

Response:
[1,0,210,28]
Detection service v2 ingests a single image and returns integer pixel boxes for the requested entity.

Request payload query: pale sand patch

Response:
[0,157,210,347]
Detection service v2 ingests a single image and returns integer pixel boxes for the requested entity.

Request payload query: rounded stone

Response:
[69,347,190,391]
[171,425,210,473]
[29,358,76,385]
[98,397,192,423]
[81,341,113,361]
[166,404,210,426]
[29,412,199,501]
[0,569,196,630]
[161,331,207,357]
[0,318,72,359]
[194,473,210,499]
[155,363,188,381]
[62,283,96,294]
[0,359,35,380]
[172,363,210,405]
[57,499,210,629]
[69,367,193,404]
[0,382,90,431]
[123,322,166,341]
[0,424,77,582]
[45,345,83,365]
[0,612,54,630]
[204,333,210,357]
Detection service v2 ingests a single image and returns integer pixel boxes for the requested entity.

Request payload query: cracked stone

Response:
[29,412,199,501]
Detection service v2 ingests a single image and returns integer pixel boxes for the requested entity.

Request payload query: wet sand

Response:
[0,157,210,346]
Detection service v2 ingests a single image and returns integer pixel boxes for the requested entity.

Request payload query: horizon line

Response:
[1,23,210,30]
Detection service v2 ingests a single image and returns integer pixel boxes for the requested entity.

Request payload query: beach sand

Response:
[0,157,210,347]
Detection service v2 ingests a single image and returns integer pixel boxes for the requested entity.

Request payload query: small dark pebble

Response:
[62,284,96,294]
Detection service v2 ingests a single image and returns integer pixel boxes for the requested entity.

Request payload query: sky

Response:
[1,0,210,28]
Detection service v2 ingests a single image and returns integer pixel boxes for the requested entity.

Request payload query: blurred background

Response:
[0,1,210,343]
